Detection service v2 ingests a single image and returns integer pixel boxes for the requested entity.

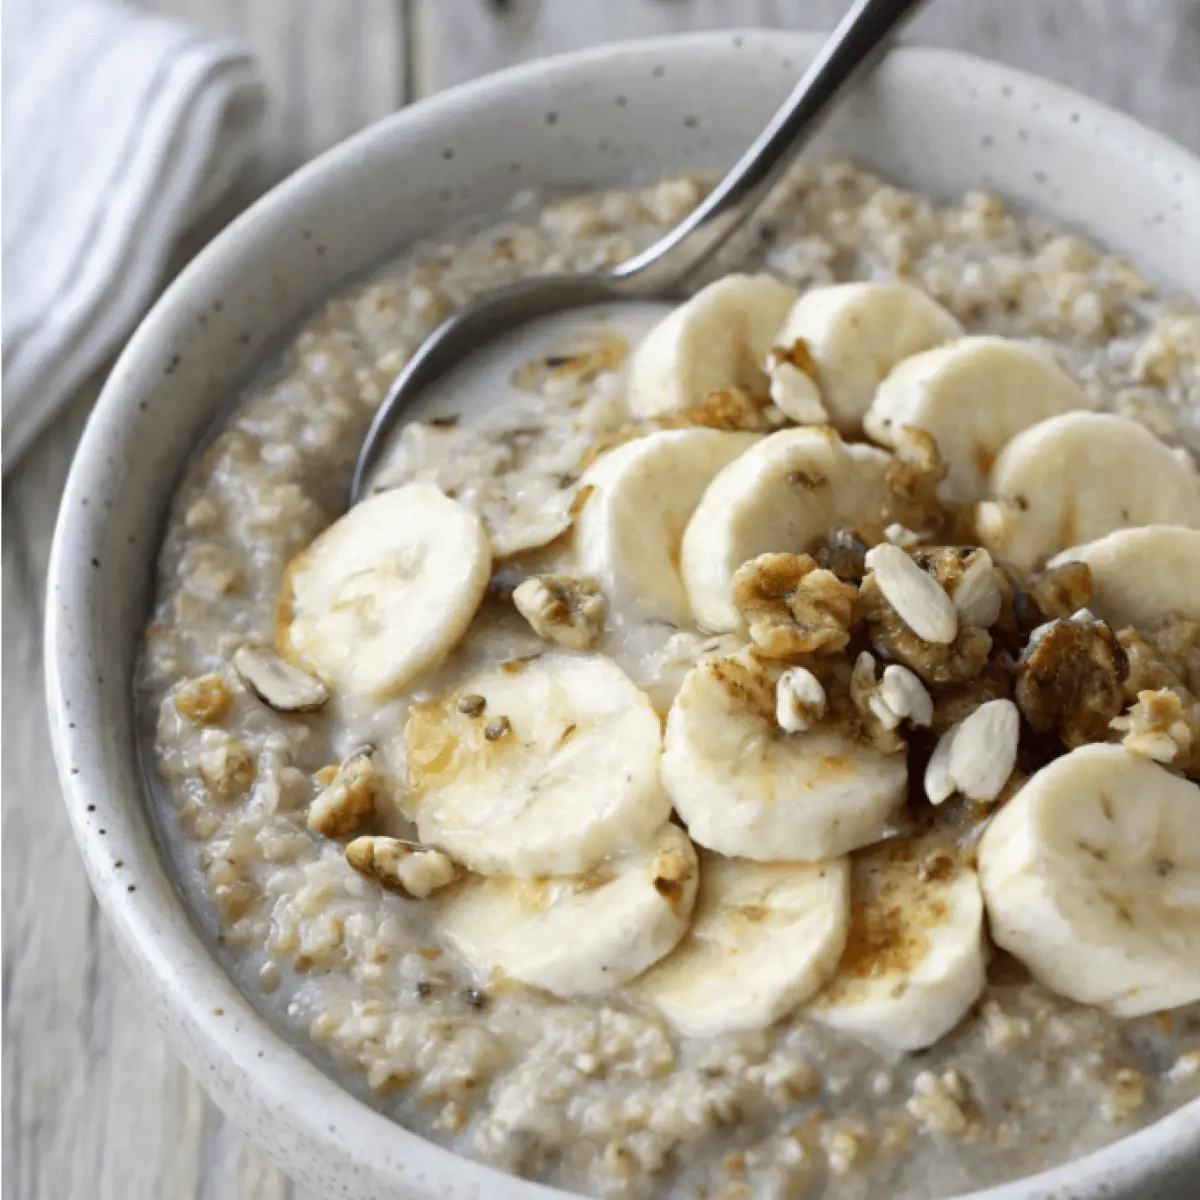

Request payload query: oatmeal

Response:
[142,159,1200,1199]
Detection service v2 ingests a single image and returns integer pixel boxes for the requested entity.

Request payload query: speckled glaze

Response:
[46,31,1200,1200]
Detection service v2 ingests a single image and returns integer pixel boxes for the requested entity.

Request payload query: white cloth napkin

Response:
[2,0,265,470]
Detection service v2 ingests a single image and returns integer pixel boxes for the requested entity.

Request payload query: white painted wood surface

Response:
[3,2,1197,1196]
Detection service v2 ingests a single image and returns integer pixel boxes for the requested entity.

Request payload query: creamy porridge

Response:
[141,159,1200,1199]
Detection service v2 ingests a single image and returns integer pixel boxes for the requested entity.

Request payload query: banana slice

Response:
[631,852,850,1038]
[977,412,1200,571]
[1048,525,1200,631]
[773,281,962,431]
[575,428,759,623]
[626,274,800,418]
[662,650,907,861]
[680,427,891,632]
[978,743,1200,1017]
[278,483,491,698]
[437,823,698,998]
[808,840,987,1050]
[863,337,1086,501]
[404,652,669,877]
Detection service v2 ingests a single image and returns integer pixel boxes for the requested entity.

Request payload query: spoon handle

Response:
[611,0,929,294]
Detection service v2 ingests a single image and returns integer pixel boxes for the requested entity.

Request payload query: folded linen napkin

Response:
[2,0,265,470]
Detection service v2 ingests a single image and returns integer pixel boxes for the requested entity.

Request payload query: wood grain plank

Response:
[413,0,1200,151]
[2,3,407,1198]
[2,381,212,1200]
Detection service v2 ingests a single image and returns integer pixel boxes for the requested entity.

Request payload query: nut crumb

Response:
[174,674,233,724]
[346,836,458,898]
[308,750,378,837]
[1110,688,1197,767]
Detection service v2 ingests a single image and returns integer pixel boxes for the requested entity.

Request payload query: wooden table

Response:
[4,3,1198,1196]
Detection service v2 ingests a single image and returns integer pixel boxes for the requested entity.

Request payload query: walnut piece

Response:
[1110,688,1199,771]
[1030,560,1094,620]
[683,385,773,432]
[308,750,379,838]
[345,836,458,898]
[1015,614,1128,748]
[174,674,232,724]
[928,657,1015,735]
[732,552,857,658]
[816,527,868,584]
[512,574,606,650]
[860,572,992,686]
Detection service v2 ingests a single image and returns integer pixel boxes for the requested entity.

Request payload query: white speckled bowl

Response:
[47,30,1200,1200]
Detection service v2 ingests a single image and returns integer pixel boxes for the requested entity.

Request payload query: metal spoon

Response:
[351,0,927,504]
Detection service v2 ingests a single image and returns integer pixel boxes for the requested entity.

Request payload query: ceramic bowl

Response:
[46,29,1200,1200]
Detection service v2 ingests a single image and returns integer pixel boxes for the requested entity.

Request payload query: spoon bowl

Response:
[350,0,927,504]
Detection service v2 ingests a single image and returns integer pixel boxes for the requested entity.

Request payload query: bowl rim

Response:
[46,29,1200,1200]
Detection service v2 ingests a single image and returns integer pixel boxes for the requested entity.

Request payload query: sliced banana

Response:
[437,823,698,998]
[662,650,908,861]
[1048,525,1200,631]
[575,428,759,623]
[808,841,987,1051]
[403,652,669,877]
[863,337,1086,501]
[978,743,1200,1017]
[977,412,1200,570]
[680,427,891,632]
[631,852,851,1038]
[773,281,962,431]
[278,483,491,698]
[626,274,799,418]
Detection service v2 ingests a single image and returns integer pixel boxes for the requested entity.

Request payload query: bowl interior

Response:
[47,29,1200,1200]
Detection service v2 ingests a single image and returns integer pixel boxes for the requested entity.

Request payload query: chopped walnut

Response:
[732,552,857,658]
[345,837,458,898]
[816,527,868,584]
[174,674,232,724]
[1110,688,1199,770]
[881,426,948,536]
[859,572,992,686]
[1119,627,1188,698]
[196,729,254,801]
[1152,615,1200,695]
[683,385,773,432]
[512,574,606,649]
[1015,614,1128,748]
[1030,560,1094,620]
[928,657,1015,735]
[308,750,379,837]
